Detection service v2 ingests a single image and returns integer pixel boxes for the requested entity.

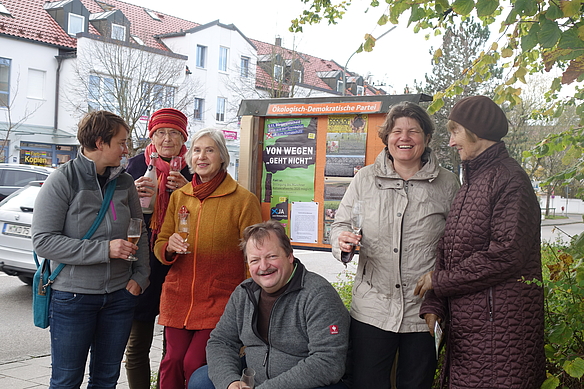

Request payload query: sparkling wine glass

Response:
[176,214,191,254]
[169,156,183,192]
[170,156,183,172]
[126,218,142,261]
[239,367,255,389]
[351,200,365,247]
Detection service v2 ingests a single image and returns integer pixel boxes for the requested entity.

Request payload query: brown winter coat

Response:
[420,142,545,388]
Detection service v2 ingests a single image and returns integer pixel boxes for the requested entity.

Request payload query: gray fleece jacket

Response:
[207,259,350,389]
[32,150,149,294]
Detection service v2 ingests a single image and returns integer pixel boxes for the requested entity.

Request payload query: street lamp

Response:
[342,26,397,96]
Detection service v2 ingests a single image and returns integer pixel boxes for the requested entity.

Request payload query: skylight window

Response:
[96,1,115,11]
[145,9,161,21]
[0,3,12,17]
[132,35,144,45]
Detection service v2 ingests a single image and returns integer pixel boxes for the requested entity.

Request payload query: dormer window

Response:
[111,23,125,40]
[357,85,365,95]
[337,80,344,93]
[274,65,283,81]
[68,13,85,35]
[293,69,302,84]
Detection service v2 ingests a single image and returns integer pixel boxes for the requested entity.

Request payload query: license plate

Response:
[2,223,31,238]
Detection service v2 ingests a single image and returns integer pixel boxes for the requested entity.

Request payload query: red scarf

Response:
[192,170,227,200]
[145,143,188,238]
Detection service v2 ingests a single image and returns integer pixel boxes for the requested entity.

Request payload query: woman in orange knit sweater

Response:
[154,128,262,389]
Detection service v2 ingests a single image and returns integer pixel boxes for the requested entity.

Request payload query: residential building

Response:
[0,0,384,169]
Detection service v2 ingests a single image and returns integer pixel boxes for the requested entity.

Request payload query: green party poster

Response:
[262,117,317,231]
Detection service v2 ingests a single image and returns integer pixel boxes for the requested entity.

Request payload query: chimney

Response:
[275,37,282,46]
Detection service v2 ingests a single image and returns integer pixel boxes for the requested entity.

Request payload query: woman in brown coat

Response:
[416,96,545,388]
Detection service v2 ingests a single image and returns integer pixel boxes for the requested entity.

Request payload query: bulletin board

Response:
[237,94,433,249]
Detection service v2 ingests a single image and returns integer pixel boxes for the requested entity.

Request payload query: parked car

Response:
[0,164,54,201]
[0,181,44,285]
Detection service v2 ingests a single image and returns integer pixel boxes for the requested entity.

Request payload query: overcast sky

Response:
[135,0,439,94]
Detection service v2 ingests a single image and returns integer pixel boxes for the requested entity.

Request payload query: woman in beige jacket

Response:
[331,101,459,389]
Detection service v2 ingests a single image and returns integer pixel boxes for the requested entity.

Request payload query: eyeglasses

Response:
[153,130,182,139]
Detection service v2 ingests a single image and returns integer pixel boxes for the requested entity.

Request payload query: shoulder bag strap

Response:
[42,178,118,280]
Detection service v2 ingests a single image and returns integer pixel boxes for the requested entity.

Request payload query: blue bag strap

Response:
[37,178,118,281]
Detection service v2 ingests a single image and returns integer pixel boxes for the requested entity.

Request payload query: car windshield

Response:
[0,185,41,212]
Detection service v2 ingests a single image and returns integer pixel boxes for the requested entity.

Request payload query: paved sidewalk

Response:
[541,213,583,226]
[0,249,352,389]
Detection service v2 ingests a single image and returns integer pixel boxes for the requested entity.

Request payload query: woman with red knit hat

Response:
[125,107,193,389]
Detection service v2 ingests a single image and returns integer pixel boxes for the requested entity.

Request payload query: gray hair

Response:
[185,128,230,174]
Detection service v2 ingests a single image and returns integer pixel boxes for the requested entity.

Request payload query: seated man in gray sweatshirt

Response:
[188,220,350,389]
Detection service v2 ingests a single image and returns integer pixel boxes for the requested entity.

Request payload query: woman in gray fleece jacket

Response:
[32,111,150,389]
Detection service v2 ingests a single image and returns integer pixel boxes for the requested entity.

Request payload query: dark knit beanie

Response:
[148,108,188,141]
[448,96,508,141]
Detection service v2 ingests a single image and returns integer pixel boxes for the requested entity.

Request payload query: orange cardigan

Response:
[154,174,262,330]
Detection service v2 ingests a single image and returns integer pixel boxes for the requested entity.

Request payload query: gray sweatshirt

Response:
[207,259,349,389]
[32,151,149,294]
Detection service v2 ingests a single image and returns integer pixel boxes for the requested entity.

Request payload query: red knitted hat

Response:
[448,96,508,141]
[148,108,188,141]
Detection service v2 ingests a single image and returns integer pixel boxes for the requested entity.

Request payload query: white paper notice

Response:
[290,202,319,243]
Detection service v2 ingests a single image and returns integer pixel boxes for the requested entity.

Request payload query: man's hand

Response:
[414,271,434,298]
[227,381,241,389]
[423,313,441,336]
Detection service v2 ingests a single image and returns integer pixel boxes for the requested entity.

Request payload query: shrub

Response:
[540,236,584,389]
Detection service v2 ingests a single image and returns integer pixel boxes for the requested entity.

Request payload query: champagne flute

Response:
[239,367,255,389]
[169,156,183,192]
[170,155,183,172]
[176,214,191,254]
[351,200,365,247]
[127,218,142,261]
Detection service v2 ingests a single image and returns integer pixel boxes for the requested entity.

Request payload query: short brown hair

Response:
[378,101,434,147]
[447,120,478,143]
[77,111,130,151]
[240,221,293,261]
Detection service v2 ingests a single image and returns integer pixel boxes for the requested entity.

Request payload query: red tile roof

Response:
[251,38,343,93]
[0,0,78,48]
[0,0,383,94]
[0,0,197,50]
[80,0,198,50]
[250,38,384,95]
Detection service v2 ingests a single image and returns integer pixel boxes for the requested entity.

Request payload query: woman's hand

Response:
[423,313,441,336]
[109,239,138,261]
[414,271,434,298]
[126,279,142,296]
[166,171,188,191]
[135,177,156,198]
[166,232,188,254]
[338,230,361,252]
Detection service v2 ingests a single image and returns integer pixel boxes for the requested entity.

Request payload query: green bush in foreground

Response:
[540,236,584,389]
